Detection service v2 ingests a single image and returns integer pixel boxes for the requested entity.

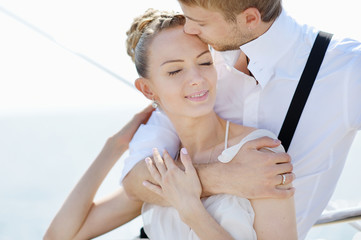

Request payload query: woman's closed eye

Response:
[168,69,182,76]
[200,61,213,66]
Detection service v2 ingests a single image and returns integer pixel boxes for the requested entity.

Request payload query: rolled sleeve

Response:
[120,110,180,182]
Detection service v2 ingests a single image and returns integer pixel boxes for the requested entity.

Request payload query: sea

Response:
[0,107,360,240]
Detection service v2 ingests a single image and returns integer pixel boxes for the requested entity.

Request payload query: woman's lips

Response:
[185,90,209,102]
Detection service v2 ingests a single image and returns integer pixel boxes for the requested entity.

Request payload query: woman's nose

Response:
[184,20,200,35]
[189,68,204,86]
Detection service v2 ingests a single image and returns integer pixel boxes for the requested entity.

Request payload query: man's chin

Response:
[211,44,240,52]
[197,37,239,51]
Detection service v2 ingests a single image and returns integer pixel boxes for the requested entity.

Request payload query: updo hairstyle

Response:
[126,8,185,78]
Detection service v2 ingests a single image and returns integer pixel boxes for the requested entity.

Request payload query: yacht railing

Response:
[315,207,361,231]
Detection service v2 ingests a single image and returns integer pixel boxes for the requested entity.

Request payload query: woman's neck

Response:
[168,112,226,159]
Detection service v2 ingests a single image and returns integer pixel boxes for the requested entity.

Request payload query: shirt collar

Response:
[240,9,301,87]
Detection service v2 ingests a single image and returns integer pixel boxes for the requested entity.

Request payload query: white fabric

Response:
[143,129,282,240]
[122,9,361,239]
[218,129,285,163]
[119,110,179,180]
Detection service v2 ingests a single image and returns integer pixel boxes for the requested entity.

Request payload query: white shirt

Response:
[121,9,361,239]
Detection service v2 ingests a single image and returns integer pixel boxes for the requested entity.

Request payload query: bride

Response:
[44,8,297,240]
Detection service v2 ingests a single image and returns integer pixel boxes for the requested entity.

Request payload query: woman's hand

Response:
[100,105,154,161]
[110,104,154,148]
[143,148,235,240]
[143,148,202,219]
[44,106,154,240]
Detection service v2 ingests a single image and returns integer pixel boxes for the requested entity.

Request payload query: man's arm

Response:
[123,136,295,204]
[198,136,295,199]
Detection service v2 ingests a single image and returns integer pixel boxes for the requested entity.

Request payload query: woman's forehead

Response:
[150,27,208,58]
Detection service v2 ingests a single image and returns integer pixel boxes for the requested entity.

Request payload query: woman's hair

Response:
[178,0,282,22]
[126,8,185,78]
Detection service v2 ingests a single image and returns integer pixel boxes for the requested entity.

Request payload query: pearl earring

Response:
[152,99,158,109]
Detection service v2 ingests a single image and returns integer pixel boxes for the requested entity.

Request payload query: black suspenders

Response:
[278,31,333,152]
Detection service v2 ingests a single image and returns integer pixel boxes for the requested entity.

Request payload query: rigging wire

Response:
[0,5,135,89]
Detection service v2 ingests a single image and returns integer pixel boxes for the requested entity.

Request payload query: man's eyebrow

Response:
[185,15,204,23]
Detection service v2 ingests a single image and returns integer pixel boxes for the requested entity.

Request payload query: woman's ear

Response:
[135,77,155,100]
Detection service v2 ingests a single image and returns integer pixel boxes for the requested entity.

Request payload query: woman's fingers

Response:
[145,157,162,183]
[152,148,167,175]
[180,148,195,173]
[163,150,177,170]
[133,104,155,125]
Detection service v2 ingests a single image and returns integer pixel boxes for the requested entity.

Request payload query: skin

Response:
[43,105,154,240]
[179,4,273,51]
[124,4,295,210]
[45,7,297,238]
[132,26,297,239]
[123,11,295,205]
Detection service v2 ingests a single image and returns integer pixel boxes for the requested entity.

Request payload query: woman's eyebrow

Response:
[160,59,184,66]
[197,50,210,58]
[160,51,210,66]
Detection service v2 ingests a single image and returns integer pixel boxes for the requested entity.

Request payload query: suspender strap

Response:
[278,31,333,152]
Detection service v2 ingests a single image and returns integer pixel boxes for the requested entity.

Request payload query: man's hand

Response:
[197,136,295,199]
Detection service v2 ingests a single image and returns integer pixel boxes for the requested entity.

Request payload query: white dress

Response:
[142,125,284,240]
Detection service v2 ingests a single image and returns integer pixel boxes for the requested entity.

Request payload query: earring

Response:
[152,99,158,109]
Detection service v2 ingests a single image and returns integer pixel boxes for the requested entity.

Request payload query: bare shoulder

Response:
[227,122,257,146]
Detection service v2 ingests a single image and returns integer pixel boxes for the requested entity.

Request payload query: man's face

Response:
[180,3,253,51]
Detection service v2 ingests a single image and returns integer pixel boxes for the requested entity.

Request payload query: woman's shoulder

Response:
[217,124,283,163]
[227,122,256,144]
[228,123,278,144]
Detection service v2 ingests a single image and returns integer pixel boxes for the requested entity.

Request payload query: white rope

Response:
[224,120,229,150]
[0,5,135,89]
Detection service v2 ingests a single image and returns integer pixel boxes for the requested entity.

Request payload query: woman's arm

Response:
[251,184,297,239]
[44,105,154,240]
[250,148,298,240]
[143,148,233,240]
[124,137,294,204]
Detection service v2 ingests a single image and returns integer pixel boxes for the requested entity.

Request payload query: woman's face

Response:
[147,25,217,119]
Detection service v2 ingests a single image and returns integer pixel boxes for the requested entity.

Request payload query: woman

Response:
[44,8,297,240]
[127,9,297,240]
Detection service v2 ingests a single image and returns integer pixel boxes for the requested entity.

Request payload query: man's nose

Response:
[184,20,200,35]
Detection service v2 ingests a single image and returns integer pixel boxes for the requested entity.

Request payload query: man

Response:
[122,0,361,238]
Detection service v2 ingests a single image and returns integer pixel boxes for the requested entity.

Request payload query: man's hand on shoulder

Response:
[197,136,295,199]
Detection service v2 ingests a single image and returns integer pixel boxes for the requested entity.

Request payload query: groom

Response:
[122,0,361,238]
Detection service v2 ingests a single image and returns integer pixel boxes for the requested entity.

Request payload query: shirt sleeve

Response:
[119,109,180,182]
[346,53,361,130]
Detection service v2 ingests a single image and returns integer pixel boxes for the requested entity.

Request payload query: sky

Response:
[0,0,360,115]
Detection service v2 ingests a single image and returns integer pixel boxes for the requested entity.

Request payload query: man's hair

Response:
[178,0,282,22]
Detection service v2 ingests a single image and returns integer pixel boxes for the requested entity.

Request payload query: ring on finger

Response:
[281,174,286,185]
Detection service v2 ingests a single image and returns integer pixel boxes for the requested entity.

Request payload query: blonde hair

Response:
[126,8,185,78]
[178,0,282,22]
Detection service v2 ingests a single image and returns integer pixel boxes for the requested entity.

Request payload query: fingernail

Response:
[181,148,188,154]
[274,139,281,144]
[145,157,151,164]
[142,181,147,186]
